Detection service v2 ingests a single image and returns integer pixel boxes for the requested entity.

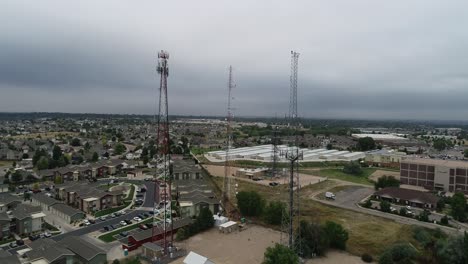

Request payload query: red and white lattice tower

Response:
[153,50,173,254]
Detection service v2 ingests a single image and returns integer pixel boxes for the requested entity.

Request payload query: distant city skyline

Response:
[1,1,468,120]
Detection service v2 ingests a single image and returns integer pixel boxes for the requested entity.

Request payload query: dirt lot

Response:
[368,169,400,182]
[203,165,325,187]
[170,225,364,264]
[306,251,365,264]
[171,225,280,264]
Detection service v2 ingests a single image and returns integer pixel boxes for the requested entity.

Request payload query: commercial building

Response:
[365,149,407,168]
[373,187,439,209]
[400,158,468,193]
[205,144,364,163]
[121,218,192,251]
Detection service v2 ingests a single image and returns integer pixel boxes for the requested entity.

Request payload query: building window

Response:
[457,169,467,176]
[409,164,418,171]
[427,173,435,180]
[450,169,454,176]
[418,165,427,171]
[409,171,417,178]
[401,163,408,170]
[450,176,454,184]
[418,172,426,179]
[428,166,435,173]
[401,170,408,177]
[456,176,466,184]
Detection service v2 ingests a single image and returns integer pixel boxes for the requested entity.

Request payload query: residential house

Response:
[0,212,11,240]
[373,187,439,209]
[11,204,45,236]
[56,182,124,214]
[0,193,22,213]
[31,193,85,223]
[173,159,203,180]
[174,180,220,217]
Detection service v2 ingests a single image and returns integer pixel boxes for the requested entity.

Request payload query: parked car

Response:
[88,219,96,224]
[99,216,107,221]
[120,220,128,226]
[16,239,24,246]
[325,192,336,200]
[29,234,39,241]
[269,182,279,187]
[137,214,144,219]
[120,231,128,237]
[139,224,148,230]
[406,206,412,210]
[146,223,153,228]
[103,226,110,231]
[390,207,397,213]
[110,213,117,218]
[9,242,17,248]
[43,232,52,238]
[111,224,117,229]
[124,219,132,224]
[133,217,142,222]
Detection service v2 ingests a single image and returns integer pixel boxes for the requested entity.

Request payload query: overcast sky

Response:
[1,1,468,120]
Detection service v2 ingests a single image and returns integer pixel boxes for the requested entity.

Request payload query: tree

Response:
[343,161,363,175]
[399,207,408,216]
[24,192,31,201]
[195,207,215,231]
[326,143,333,150]
[380,200,391,213]
[374,176,400,190]
[22,153,29,159]
[114,143,126,155]
[263,244,299,264]
[112,260,120,264]
[11,170,23,183]
[323,221,349,250]
[236,191,265,217]
[379,243,418,264]
[70,138,81,146]
[84,142,91,152]
[92,152,99,162]
[54,175,63,184]
[264,201,287,225]
[296,220,329,257]
[433,139,448,151]
[357,137,376,151]
[440,215,449,226]
[464,149,468,158]
[451,192,466,221]
[52,145,62,161]
[437,199,446,212]
[32,183,39,191]
[417,210,430,222]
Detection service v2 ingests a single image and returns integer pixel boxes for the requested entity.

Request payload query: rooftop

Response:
[402,157,468,168]
[374,187,439,205]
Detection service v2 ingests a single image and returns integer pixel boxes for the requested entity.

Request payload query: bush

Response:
[342,161,363,175]
[264,201,287,225]
[440,215,449,226]
[323,221,348,250]
[263,243,299,264]
[236,191,265,217]
[374,176,400,190]
[380,200,391,213]
[361,253,373,263]
[363,199,372,208]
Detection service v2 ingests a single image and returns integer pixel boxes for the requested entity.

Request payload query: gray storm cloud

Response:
[1,0,468,120]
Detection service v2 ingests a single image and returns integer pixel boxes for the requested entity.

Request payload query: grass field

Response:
[0,161,13,167]
[305,168,376,186]
[209,175,419,258]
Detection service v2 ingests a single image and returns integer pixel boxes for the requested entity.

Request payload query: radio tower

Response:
[281,51,302,254]
[270,125,280,178]
[153,50,173,254]
[223,66,235,215]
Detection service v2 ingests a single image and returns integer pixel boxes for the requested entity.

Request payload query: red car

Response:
[139,224,148,230]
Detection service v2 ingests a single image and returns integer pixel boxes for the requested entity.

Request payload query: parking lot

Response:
[318,185,374,209]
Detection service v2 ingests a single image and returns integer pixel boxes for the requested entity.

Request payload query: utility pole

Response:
[223,66,235,215]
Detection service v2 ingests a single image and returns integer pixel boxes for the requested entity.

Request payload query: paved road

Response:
[51,209,147,241]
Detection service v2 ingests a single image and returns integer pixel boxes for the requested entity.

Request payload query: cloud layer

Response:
[1,1,468,120]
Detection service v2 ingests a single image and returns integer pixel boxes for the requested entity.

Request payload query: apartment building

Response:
[173,159,203,180]
[400,158,468,193]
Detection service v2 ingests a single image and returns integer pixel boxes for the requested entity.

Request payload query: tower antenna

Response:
[223,66,235,216]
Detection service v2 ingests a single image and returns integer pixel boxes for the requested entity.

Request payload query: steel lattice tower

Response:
[281,51,302,255]
[153,50,173,254]
[270,125,280,178]
[223,66,235,214]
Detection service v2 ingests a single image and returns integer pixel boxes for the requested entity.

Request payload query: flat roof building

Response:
[400,157,468,193]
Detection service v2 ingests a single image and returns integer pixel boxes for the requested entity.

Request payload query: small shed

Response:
[183,251,215,264]
[218,221,238,233]
[142,242,164,260]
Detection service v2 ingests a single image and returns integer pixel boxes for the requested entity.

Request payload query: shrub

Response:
[361,253,373,263]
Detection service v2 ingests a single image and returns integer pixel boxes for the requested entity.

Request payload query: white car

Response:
[406,206,412,210]
[133,217,142,222]
[119,220,127,226]
[99,216,107,221]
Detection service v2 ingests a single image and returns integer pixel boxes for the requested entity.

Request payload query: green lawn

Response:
[0,160,12,167]
[98,217,153,242]
[97,183,118,190]
[312,168,376,185]
[124,185,135,201]
[94,201,131,217]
